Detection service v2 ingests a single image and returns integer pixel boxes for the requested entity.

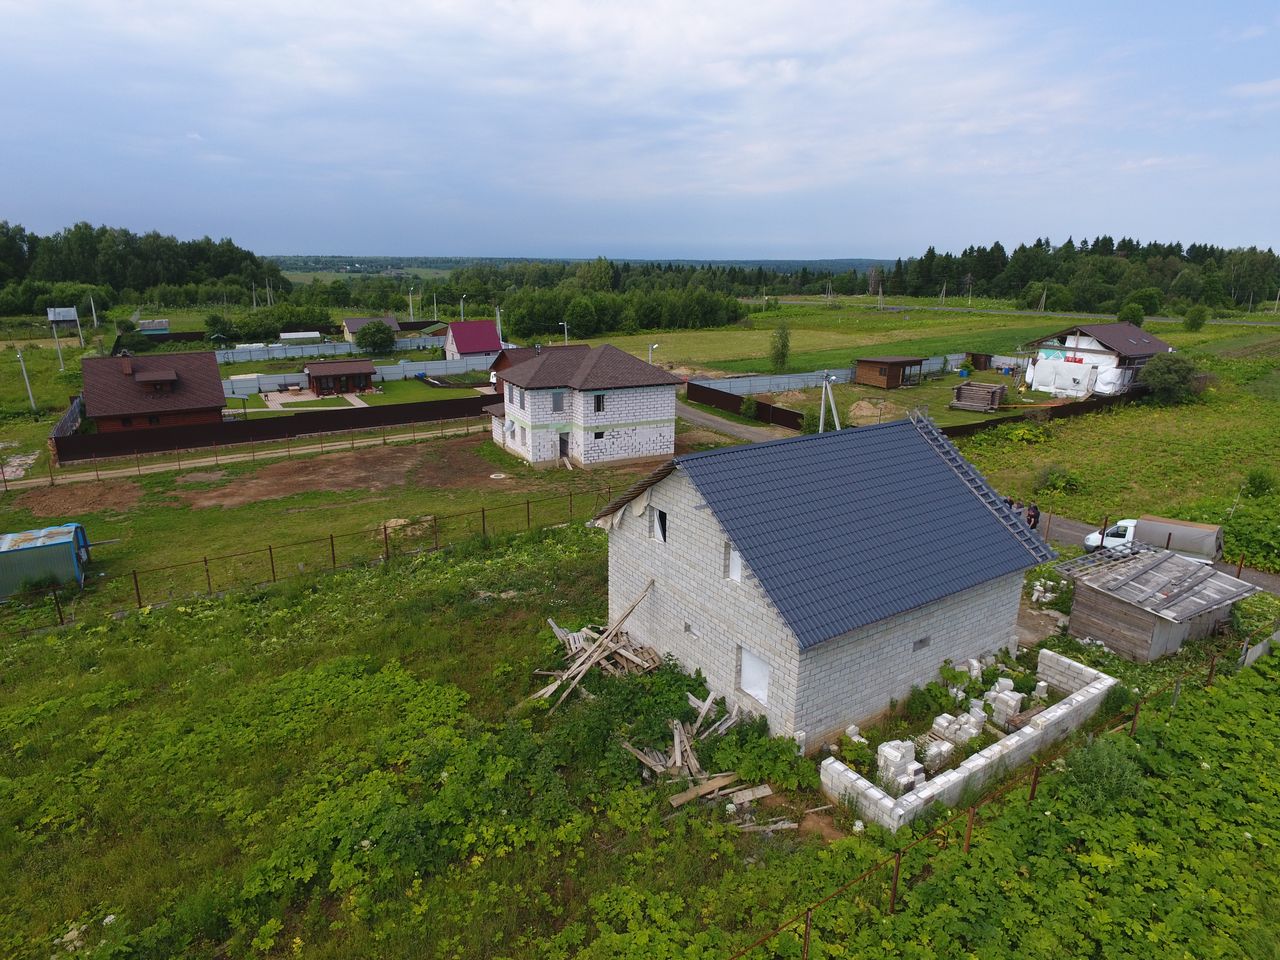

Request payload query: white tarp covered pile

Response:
[1024,333,1135,398]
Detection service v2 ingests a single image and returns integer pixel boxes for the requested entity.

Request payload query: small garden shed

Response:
[854,356,924,389]
[0,524,91,598]
[304,359,376,395]
[1057,545,1258,662]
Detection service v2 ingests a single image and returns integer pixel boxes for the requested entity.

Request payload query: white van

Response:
[1084,515,1223,564]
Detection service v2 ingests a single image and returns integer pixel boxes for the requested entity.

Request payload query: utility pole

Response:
[51,320,65,370]
[89,294,98,328]
[408,286,414,322]
[939,279,946,304]
[433,292,438,322]
[74,312,84,347]
[559,321,568,345]
[460,294,467,321]
[16,349,36,411]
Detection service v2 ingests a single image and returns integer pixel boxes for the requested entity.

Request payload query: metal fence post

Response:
[1129,701,1141,735]
[132,570,142,608]
[0,462,6,491]
[964,807,975,854]
[568,489,574,520]
[526,498,531,530]
[1028,763,1041,802]
[481,507,487,538]
[382,524,390,560]
[329,533,336,569]
[268,545,277,582]
[433,516,440,551]
[204,557,212,593]
[51,586,64,625]
[1206,653,1218,687]
[1236,553,1246,578]
[888,849,903,914]
[49,459,56,485]
[802,909,812,959]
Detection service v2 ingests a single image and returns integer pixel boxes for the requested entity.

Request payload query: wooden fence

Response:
[53,393,495,462]
[686,381,806,430]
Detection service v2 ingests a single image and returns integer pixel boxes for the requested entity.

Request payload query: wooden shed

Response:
[854,356,924,389]
[950,381,1007,413]
[304,359,376,395]
[965,352,994,371]
[1056,546,1258,662]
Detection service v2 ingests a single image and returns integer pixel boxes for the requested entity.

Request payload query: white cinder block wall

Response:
[607,471,803,734]
[794,572,1024,745]
[498,381,676,466]
[608,469,1028,747]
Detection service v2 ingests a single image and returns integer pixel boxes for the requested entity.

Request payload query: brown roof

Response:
[1030,322,1172,358]
[499,344,684,391]
[482,402,506,417]
[304,359,377,376]
[859,355,925,364]
[82,352,226,418]
[490,344,590,370]
[343,315,401,334]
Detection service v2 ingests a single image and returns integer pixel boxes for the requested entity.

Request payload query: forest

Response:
[3,221,1278,324]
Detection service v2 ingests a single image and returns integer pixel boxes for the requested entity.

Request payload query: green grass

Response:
[360,379,480,405]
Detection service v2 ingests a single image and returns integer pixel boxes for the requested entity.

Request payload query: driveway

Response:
[676,401,792,443]
[1039,511,1280,595]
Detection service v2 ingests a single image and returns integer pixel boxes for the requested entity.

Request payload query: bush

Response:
[739,396,758,420]
[1138,352,1200,405]
[769,323,790,373]
[1117,303,1145,327]
[354,319,396,354]
[1184,304,1209,332]
[802,410,819,434]
[1034,463,1083,494]
[1243,468,1275,499]
[118,332,157,353]
[1063,736,1143,811]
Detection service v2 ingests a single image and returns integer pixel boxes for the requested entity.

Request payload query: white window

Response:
[724,542,742,582]
[552,391,565,413]
[594,393,605,413]
[739,647,770,705]
[650,507,667,543]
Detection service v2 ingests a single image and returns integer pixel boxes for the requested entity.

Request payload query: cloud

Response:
[1229,77,1280,98]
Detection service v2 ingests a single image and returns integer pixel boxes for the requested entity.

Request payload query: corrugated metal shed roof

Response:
[599,417,1054,649]
[0,524,84,553]
[1057,545,1258,622]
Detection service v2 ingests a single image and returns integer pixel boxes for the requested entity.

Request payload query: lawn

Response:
[360,379,480,405]
[2,520,1277,959]
[766,371,1026,428]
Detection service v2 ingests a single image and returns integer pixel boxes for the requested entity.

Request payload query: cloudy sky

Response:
[2,1,1277,258]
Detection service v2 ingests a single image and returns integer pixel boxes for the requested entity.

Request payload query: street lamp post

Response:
[648,343,659,364]
[460,294,467,321]
[409,286,415,322]
[559,321,568,345]
[16,350,36,411]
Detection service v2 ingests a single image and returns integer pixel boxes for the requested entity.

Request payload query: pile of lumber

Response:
[949,381,1007,413]
[619,690,745,804]
[529,581,657,711]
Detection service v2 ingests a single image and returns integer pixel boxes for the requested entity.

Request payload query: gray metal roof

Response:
[604,416,1055,649]
[1056,544,1258,621]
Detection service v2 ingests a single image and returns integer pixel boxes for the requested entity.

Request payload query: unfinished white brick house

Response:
[592,416,1055,749]
[488,344,682,467]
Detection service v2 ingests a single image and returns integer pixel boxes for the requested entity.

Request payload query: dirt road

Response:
[676,401,791,443]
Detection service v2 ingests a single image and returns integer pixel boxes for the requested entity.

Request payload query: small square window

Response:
[594,394,605,413]
[593,431,605,440]
[724,542,742,582]
[912,636,931,652]
[650,507,667,543]
[552,391,565,413]
[879,366,888,376]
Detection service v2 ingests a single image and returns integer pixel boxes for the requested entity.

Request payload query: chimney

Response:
[120,356,132,376]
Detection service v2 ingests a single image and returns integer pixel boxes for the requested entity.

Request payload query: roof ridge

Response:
[673,420,904,465]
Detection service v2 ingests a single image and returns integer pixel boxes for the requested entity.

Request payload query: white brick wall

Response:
[497,381,676,466]
[820,649,1118,831]
[795,572,1025,745]
[607,470,1029,745]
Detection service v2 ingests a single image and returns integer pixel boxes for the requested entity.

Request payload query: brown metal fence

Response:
[720,626,1267,960]
[0,485,615,637]
[53,394,495,462]
[686,382,806,430]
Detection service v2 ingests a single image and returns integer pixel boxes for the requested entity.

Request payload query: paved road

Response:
[1040,512,1280,595]
[676,401,791,443]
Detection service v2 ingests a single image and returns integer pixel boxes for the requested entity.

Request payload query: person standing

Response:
[1027,503,1041,530]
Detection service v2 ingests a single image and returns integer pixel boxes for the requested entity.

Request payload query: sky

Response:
[2,1,1278,259]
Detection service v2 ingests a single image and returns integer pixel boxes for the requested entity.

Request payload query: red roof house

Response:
[444,320,502,360]
[81,352,227,433]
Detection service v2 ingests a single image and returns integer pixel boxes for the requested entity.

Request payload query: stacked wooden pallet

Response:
[949,381,1007,412]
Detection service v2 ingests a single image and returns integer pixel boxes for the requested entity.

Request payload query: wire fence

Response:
[0,485,616,638]
[721,625,1273,960]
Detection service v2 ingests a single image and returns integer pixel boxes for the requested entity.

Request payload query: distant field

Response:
[283,268,450,284]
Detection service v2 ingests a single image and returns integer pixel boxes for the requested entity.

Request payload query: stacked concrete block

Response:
[1034,680,1049,699]
[931,711,983,746]
[877,740,916,793]
[991,690,1025,730]
[1036,648,1106,694]
[821,651,1120,832]
[923,739,955,772]
[963,658,983,679]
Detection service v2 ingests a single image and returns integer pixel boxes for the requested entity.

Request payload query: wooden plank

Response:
[668,772,738,808]
[620,740,665,773]
[728,784,772,804]
[692,694,716,735]
[739,820,798,833]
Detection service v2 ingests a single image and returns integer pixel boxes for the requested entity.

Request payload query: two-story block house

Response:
[592,416,1054,749]
[489,344,682,466]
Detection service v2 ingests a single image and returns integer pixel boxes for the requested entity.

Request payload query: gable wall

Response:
[607,470,802,733]
[793,570,1024,746]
